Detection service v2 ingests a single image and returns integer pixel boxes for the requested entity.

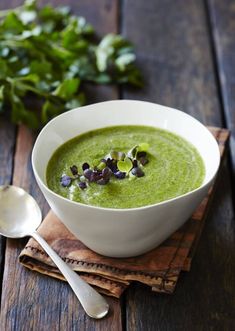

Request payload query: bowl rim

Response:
[32,99,221,212]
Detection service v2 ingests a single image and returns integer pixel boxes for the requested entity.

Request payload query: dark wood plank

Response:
[121,1,235,330]
[126,160,235,331]
[0,116,16,299]
[207,0,235,181]
[0,1,122,330]
[11,125,49,214]
[0,95,122,329]
[0,0,22,10]
[0,117,15,186]
[121,0,222,126]
[1,131,122,331]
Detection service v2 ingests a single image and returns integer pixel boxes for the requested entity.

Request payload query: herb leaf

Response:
[117,157,133,173]
[0,0,142,129]
[138,143,149,152]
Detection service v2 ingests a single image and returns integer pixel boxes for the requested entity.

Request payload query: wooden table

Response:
[1,1,235,330]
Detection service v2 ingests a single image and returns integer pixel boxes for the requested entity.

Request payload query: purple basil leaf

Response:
[60,175,72,187]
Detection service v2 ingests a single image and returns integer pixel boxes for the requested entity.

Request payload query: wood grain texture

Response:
[126,160,235,331]
[207,0,235,180]
[1,0,235,330]
[0,1,122,330]
[121,1,235,330]
[11,125,49,214]
[0,116,16,299]
[121,0,222,126]
[0,0,21,9]
[0,117,16,185]
[1,128,121,331]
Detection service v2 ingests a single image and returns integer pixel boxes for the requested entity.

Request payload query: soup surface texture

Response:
[46,125,205,208]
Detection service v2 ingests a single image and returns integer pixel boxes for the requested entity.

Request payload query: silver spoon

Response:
[0,185,109,319]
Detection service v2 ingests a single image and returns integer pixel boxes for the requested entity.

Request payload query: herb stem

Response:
[16,81,49,97]
[0,40,30,48]
[6,77,49,98]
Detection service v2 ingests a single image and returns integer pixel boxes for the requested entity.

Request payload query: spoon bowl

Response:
[0,186,41,238]
[0,185,109,319]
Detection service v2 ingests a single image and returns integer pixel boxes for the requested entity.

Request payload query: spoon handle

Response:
[32,231,109,319]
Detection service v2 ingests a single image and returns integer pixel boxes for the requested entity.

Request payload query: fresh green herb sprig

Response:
[0,0,142,129]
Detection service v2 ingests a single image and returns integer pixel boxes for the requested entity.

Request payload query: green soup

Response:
[46,125,205,208]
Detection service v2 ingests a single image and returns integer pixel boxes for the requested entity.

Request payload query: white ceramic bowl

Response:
[32,100,220,257]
